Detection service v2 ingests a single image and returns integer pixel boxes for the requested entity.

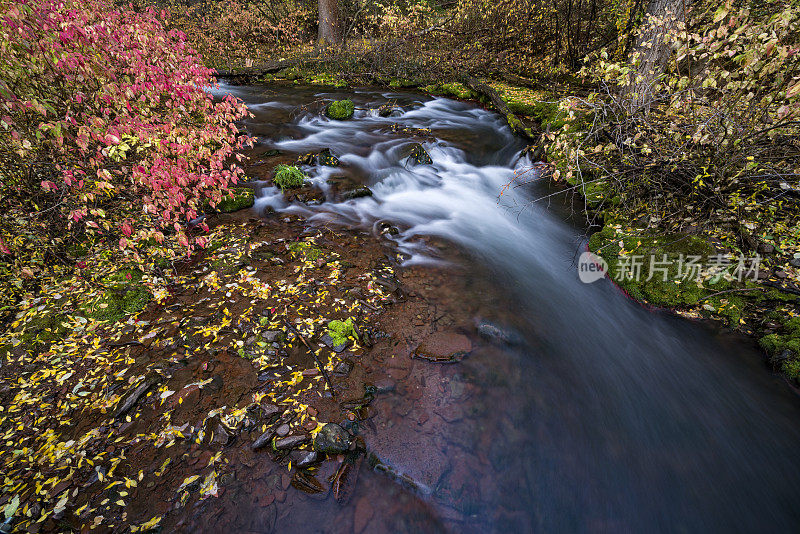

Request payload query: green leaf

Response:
[4,495,20,520]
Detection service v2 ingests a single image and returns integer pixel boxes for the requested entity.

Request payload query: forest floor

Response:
[0,146,505,532]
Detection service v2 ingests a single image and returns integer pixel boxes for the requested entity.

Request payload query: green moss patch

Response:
[14,311,71,352]
[273,165,306,190]
[102,268,143,289]
[760,318,800,379]
[287,241,323,263]
[327,318,358,347]
[326,100,355,120]
[217,188,255,213]
[81,285,150,322]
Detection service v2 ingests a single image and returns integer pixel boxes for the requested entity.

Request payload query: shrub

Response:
[538,1,800,235]
[0,0,254,311]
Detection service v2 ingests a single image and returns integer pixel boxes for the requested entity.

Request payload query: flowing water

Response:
[213,82,800,532]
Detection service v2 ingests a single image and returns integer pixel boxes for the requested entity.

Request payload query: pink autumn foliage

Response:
[0,0,253,252]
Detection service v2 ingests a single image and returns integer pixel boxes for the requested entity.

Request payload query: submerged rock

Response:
[414,331,472,363]
[341,186,373,200]
[476,320,524,346]
[326,175,373,202]
[313,423,352,454]
[211,424,230,446]
[290,449,320,468]
[283,184,325,205]
[115,372,160,418]
[333,359,354,377]
[404,143,432,165]
[274,434,310,450]
[252,430,274,450]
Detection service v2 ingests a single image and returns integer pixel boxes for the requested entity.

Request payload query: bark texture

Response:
[627,0,685,110]
[318,0,343,46]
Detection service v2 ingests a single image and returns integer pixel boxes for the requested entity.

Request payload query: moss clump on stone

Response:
[327,318,358,347]
[506,100,538,116]
[216,188,255,213]
[15,311,71,352]
[273,165,306,190]
[102,268,143,289]
[326,99,355,120]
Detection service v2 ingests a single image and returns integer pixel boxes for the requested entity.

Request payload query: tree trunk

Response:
[318,0,343,46]
[626,0,685,110]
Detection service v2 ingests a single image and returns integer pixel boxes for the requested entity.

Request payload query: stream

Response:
[212,82,800,533]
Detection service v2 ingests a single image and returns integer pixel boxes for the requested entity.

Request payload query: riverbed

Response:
[211,82,800,533]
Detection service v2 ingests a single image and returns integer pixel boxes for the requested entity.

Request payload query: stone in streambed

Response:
[275,434,310,450]
[211,424,230,446]
[216,187,255,213]
[290,449,320,468]
[321,333,347,353]
[414,331,472,363]
[404,143,432,165]
[475,320,524,346]
[296,148,340,167]
[252,430,275,450]
[377,104,395,117]
[114,372,160,418]
[326,175,373,202]
[333,359,354,377]
[313,423,351,454]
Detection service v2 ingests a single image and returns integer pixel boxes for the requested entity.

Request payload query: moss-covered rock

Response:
[588,227,721,308]
[327,318,358,347]
[760,318,800,379]
[274,165,306,190]
[217,188,255,213]
[102,268,143,289]
[81,285,150,322]
[326,99,355,120]
[15,311,71,351]
[440,82,478,100]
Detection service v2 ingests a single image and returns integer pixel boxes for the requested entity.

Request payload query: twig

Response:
[284,321,336,397]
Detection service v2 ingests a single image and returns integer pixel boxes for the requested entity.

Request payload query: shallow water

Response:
[212,82,800,533]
